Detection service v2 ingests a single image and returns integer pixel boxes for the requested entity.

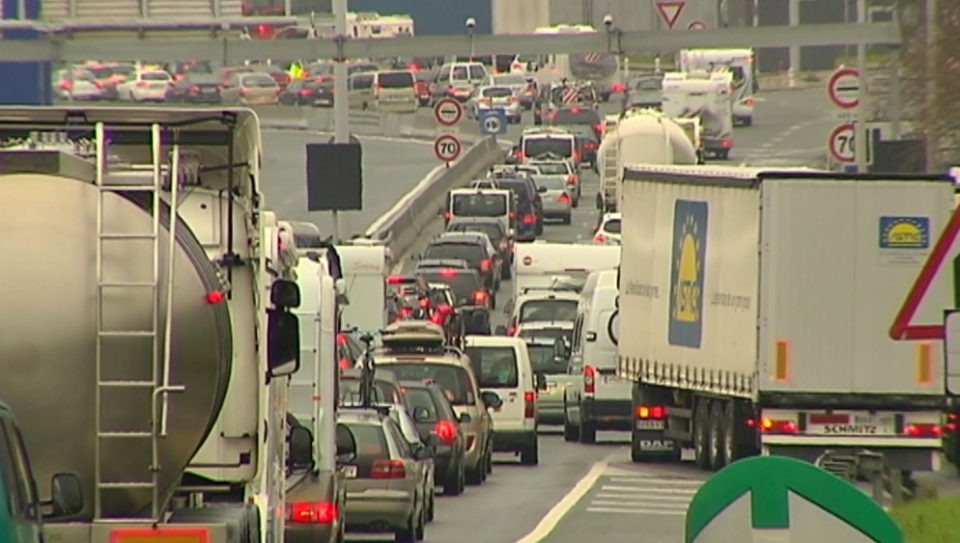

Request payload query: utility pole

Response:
[855,0,868,173]
[332,0,349,243]
[924,0,938,171]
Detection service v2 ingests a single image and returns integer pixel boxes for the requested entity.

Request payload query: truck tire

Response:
[722,400,739,465]
[708,402,727,471]
[693,400,711,470]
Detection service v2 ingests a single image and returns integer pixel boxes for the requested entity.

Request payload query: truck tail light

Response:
[635,405,665,419]
[905,423,942,437]
[287,501,337,524]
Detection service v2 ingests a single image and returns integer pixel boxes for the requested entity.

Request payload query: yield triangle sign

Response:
[889,204,960,341]
[656,1,686,29]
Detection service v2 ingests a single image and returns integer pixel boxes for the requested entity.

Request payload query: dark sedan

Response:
[280,78,336,107]
[400,380,467,496]
[165,75,222,104]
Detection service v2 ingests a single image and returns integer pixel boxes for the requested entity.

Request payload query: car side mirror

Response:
[494,325,508,335]
[267,309,300,377]
[458,412,472,424]
[44,472,83,518]
[288,426,314,470]
[336,424,357,463]
[481,391,503,409]
[537,185,548,193]
[271,278,301,308]
[412,406,432,422]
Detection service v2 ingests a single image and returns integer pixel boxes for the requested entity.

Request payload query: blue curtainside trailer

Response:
[0,0,52,105]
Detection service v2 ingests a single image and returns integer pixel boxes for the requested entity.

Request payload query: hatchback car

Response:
[421,232,502,293]
[379,404,436,523]
[165,74,221,104]
[416,267,492,335]
[117,70,172,102]
[594,212,622,245]
[430,62,488,104]
[445,218,513,278]
[533,175,573,224]
[549,106,604,142]
[400,380,468,496]
[336,410,429,542]
[54,68,105,101]
[526,160,580,204]
[480,73,535,109]
[522,336,574,425]
[468,86,522,124]
[505,291,580,336]
[221,72,280,105]
[285,414,347,543]
[281,77,336,107]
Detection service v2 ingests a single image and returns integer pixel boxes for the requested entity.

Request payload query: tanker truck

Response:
[0,107,308,543]
[596,108,699,213]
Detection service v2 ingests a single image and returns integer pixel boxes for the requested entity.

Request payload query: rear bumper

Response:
[582,397,633,430]
[762,439,941,472]
[493,429,537,452]
[345,491,416,531]
[286,522,337,543]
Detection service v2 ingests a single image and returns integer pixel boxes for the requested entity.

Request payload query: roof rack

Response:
[381,321,448,353]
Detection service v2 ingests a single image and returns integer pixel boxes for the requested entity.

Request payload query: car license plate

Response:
[635,420,664,430]
[602,375,623,384]
[317,99,331,105]
[342,465,357,478]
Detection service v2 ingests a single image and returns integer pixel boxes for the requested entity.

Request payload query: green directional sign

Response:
[685,456,902,543]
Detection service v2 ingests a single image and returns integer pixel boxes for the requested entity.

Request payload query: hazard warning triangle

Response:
[656,1,685,30]
[889,204,960,341]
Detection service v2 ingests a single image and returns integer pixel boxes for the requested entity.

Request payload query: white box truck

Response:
[617,164,951,474]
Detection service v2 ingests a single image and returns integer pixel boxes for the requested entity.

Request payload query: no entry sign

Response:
[827,68,860,109]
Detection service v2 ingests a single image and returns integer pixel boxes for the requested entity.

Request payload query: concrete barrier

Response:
[364,136,505,264]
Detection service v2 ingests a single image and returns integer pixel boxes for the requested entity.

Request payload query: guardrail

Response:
[364,136,505,264]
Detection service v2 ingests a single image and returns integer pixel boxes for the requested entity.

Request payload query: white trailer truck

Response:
[661,71,734,160]
[596,108,698,213]
[0,107,308,543]
[617,164,950,474]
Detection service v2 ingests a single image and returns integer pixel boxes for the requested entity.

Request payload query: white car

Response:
[54,69,104,101]
[526,159,580,203]
[468,86,522,124]
[117,70,173,102]
[502,291,580,337]
[594,213,621,245]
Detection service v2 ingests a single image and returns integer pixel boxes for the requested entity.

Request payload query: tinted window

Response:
[525,344,568,374]
[352,75,373,89]
[519,300,578,323]
[141,72,170,81]
[465,346,519,388]
[382,364,476,405]
[343,422,389,458]
[482,87,513,98]
[523,138,573,159]
[424,242,484,262]
[418,271,481,303]
[494,75,527,86]
[494,180,533,206]
[553,109,600,125]
[338,379,398,405]
[448,223,504,243]
[558,124,597,139]
[452,194,507,217]
[403,388,440,421]
[603,219,622,234]
[242,74,277,87]
[378,71,415,88]
[533,176,567,190]
[531,162,569,175]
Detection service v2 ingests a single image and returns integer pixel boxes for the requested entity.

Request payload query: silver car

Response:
[54,68,105,101]
[533,175,572,224]
[481,73,535,109]
[469,86,522,124]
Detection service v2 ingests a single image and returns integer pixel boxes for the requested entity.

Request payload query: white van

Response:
[445,188,514,234]
[335,242,391,331]
[513,241,620,300]
[371,70,418,113]
[465,336,540,465]
[561,269,632,444]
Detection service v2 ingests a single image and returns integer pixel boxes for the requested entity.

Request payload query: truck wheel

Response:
[693,400,711,470]
[708,402,727,471]
[722,401,739,465]
[579,417,597,444]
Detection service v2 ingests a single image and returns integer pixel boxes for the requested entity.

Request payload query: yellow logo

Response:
[879,216,929,250]
[674,215,702,322]
[669,200,708,348]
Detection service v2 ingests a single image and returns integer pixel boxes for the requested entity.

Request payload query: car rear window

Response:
[448,223,504,243]
[519,299,578,324]
[482,87,513,98]
[533,176,567,190]
[338,379,399,405]
[382,364,476,405]
[518,327,573,343]
[418,270,481,305]
[452,193,507,217]
[495,75,527,86]
[553,109,600,125]
[424,242,483,262]
[525,344,568,375]
[465,346,519,388]
[603,219,622,234]
[378,71,415,88]
[341,422,390,460]
[469,66,487,80]
[242,74,277,87]
[523,137,573,159]
[141,72,170,81]
[531,162,569,175]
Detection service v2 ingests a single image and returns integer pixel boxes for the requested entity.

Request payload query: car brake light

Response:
[516,151,525,160]
[287,501,337,524]
[433,420,457,445]
[419,298,431,308]
[566,175,577,184]
[584,142,596,149]
[189,86,200,93]
[239,86,249,96]
[399,307,413,317]
[480,259,492,272]
[571,107,580,113]
[522,214,535,225]
[508,96,518,103]
[524,391,536,418]
[429,312,444,324]
[571,150,580,161]
[440,268,458,278]
[408,64,420,71]
[136,81,147,87]
[757,418,798,434]
[593,123,603,132]
[299,89,313,96]
[506,325,517,336]
[386,276,406,285]
[337,334,347,345]
[742,97,756,106]
[371,459,406,479]
[338,358,352,369]
[635,405,665,419]
[59,81,74,90]
[473,290,488,304]
[583,365,595,394]
[594,232,607,243]
[442,211,452,220]
[558,193,570,203]
[905,423,942,437]
[93,80,105,88]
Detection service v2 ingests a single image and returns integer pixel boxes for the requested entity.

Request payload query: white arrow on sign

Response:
[434,134,462,162]
[828,123,856,163]
[433,98,463,127]
[827,67,860,109]
[483,115,502,134]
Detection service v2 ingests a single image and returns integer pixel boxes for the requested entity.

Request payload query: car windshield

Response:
[525,344,568,375]
[381,364,476,405]
[518,300,578,323]
[494,75,527,86]
[519,328,573,343]
[533,176,567,190]
[633,78,662,91]
[452,193,507,217]
[424,242,483,263]
[531,162,569,175]
[482,87,513,98]
[465,346,519,388]
[523,138,573,159]
[603,218,622,234]
[338,379,398,406]
[418,270,481,303]
[378,71,415,88]
[448,223,504,243]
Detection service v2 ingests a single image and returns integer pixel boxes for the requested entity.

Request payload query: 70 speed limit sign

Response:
[434,134,462,163]
[828,123,856,163]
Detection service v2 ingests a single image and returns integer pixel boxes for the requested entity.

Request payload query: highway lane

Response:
[260,130,440,237]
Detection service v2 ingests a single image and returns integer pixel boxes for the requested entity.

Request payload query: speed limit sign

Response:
[828,123,856,163]
[434,134,462,163]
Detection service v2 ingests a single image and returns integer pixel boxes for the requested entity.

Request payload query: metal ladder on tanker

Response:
[93,122,183,520]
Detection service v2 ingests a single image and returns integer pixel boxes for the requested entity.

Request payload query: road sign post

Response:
[433,134,462,165]
[478,109,508,137]
[685,456,902,543]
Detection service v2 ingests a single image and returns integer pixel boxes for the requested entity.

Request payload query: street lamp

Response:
[465,17,476,60]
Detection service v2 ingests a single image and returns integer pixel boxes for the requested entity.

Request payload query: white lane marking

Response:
[607,476,702,485]
[600,485,698,494]
[512,449,623,543]
[594,493,691,502]
[586,507,685,516]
